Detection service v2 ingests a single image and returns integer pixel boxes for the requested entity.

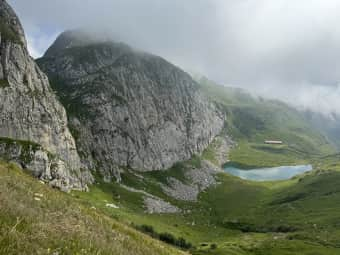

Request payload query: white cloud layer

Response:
[8,0,340,115]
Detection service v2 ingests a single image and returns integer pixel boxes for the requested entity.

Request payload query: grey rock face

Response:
[119,182,180,214]
[161,160,221,201]
[38,30,225,175]
[0,1,92,190]
[144,197,181,214]
[209,135,236,166]
[161,177,200,202]
[0,139,89,191]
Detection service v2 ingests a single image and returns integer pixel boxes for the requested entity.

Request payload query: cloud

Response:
[7,0,340,115]
[248,81,340,118]
[26,32,59,59]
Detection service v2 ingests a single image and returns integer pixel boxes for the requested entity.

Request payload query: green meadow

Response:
[1,78,340,255]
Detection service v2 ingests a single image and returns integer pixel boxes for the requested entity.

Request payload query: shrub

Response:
[210,243,217,249]
[0,79,9,89]
[176,237,192,249]
[139,225,155,235]
[0,21,21,44]
[159,232,176,244]
[134,225,193,250]
[135,224,159,239]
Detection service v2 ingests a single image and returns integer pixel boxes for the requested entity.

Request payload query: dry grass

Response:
[0,162,187,255]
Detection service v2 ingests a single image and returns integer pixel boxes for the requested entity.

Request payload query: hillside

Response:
[63,152,340,255]
[2,1,340,255]
[0,161,187,255]
[3,148,340,255]
[304,111,340,150]
[197,77,336,168]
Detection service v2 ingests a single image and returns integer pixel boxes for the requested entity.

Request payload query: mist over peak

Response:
[42,29,132,57]
[9,0,340,116]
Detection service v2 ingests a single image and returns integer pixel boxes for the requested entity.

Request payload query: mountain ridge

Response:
[38,29,225,179]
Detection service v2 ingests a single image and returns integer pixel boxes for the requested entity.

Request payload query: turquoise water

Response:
[224,164,313,181]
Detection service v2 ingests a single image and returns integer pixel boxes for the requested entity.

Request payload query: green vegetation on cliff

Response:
[0,79,9,89]
[0,21,21,44]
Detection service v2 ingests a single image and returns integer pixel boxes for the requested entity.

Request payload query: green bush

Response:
[0,79,9,88]
[137,224,157,237]
[0,21,21,44]
[135,224,193,250]
[175,237,192,249]
[159,232,175,244]
[210,243,217,249]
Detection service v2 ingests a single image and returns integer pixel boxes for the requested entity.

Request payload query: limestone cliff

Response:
[0,1,92,190]
[38,30,225,178]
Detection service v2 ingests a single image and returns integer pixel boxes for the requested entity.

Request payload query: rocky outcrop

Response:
[209,135,236,166]
[144,197,181,214]
[0,137,90,191]
[38,30,225,177]
[118,183,180,214]
[0,1,92,190]
[161,160,221,201]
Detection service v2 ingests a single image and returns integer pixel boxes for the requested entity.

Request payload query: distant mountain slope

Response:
[37,30,225,178]
[196,77,335,167]
[0,0,91,191]
[304,111,340,150]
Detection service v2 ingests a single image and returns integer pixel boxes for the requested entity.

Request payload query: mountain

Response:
[37,30,224,179]
[304,111,340,150]
[197,77,336,167]
[3,1,340,255]
[0,0,92,191]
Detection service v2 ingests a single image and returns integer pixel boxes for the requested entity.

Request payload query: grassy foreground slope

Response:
[2,121,340,254]
[2,75,340,255]
[2,150,340,255]
[0,162,187,255]
[69,155,340,255]
[197,77,336,168]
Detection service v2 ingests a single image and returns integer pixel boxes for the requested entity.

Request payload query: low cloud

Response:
[8,0,340,115]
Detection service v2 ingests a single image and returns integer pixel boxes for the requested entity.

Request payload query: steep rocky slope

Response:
[0,0,91,190]
[38,30,225,178]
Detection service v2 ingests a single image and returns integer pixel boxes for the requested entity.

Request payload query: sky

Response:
[8,0,340,116]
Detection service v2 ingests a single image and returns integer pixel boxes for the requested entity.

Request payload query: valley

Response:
[1,1,340,254]
[69,149,340,255]
[67,81,340,255]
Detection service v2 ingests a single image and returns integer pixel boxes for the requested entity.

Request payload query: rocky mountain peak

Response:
[1,0,225,186]
[39,31,225,177]
[0,0,26,46]
[43,29,131,58]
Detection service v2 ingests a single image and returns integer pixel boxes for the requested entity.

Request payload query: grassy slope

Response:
[65,78,340,254]
[2,76,340,255]
[70,155,340,255]
[0,162,187,255]
[197,77,335,168]
[1,120,340,254]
